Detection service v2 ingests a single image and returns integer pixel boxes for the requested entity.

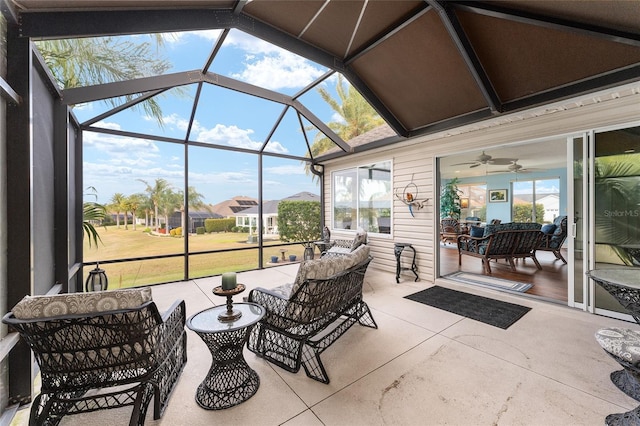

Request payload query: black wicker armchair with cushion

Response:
[537,215,568,264]
[247,244,376,384]
[2,288,187,426]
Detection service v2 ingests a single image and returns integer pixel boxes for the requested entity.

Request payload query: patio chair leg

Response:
[300,345,330,384]
[483,259,492,274]
[554,250,567,264]
[356,301,378,329]
[130,383,154,426]
[531,255,542,270]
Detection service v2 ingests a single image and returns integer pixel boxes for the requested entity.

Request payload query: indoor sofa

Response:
[457,222,543,274]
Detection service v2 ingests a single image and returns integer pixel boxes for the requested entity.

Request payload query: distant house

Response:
[234,192,320,234]
[209,196,258,218]
[537,194,560,223]
[169,210,223,232]
[513,193,560,223]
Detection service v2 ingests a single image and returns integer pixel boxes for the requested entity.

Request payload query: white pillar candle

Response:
[221,272,237,290]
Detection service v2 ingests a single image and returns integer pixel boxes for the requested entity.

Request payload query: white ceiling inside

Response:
[439,137,568,179]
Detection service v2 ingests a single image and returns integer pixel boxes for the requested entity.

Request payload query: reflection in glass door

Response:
[591,125,640,318]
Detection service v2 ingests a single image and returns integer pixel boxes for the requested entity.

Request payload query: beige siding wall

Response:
[322,83,640,284]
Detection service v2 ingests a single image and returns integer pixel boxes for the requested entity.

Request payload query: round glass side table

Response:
[187,302,265,410]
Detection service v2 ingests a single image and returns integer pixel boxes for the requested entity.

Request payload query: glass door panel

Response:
[592,125,640,315]
[570,135,585,307]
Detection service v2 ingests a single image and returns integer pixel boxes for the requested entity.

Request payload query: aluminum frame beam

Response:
[430,0,501,113]
[20,7,405,137]
[454,1,640,48]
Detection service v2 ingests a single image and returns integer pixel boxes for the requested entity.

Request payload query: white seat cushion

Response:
[11,287,153,320]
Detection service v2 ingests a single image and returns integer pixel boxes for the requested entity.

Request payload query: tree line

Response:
[106,178,207,233]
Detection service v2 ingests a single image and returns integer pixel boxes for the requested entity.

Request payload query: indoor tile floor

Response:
[24,264,640,425]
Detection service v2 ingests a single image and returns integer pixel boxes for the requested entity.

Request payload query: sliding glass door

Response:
[572,125,640,317]
[591,125,640,318]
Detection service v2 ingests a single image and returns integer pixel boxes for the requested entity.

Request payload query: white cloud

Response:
[162,113,192,132]
[264,140,288,154]
[84,122,161,168]
[231,51,325,90]
[196,123,259,149]
[224,31,326,90]
[190,29,225,42]
[264,164,306,175]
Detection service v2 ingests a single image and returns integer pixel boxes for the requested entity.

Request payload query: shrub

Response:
[169,228,176,236]
[278,200,321,243]
[205,218,235,233]
[174,227,182,236]
[196,226,205,235]
[143,227,151,234]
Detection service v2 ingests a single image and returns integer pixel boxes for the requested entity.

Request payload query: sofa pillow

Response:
[470,226,484,238]
[290,245,371,298]
[325,245,352,256]
[344,244,370,267]
[290,255,354,296]
[350,228,368,251]
[11,287,153,320]
[541,223,556,234]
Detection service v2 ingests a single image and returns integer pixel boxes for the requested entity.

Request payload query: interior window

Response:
[512,178,560,223]
[333,161,392,234]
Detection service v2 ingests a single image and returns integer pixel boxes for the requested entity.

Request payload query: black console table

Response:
[394,243,419,283]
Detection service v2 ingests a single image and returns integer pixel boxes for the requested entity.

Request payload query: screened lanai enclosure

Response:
[2,0,640,419]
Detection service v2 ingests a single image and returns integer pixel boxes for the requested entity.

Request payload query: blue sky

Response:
[72,29,350,206]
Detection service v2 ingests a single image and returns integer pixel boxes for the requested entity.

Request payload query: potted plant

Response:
[440,177,462,219]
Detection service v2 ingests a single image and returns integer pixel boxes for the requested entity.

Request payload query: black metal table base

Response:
[194,326,260,410]
[606,405,640,426]
[394,243,418,283]
[611,369,640,402]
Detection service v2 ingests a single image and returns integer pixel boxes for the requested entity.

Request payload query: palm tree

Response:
[109,193,126,229]
[125,193,146,231]
[178,186,208,234]
[139,178,173,233]
[159,190,182,233]
[305,75,385,178]
[35,36,172,125]
[83,187,107,248]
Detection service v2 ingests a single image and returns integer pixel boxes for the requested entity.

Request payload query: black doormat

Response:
[404,286,531,329]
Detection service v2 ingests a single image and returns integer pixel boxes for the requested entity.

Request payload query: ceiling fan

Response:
[489,161,541,174]
[451,151,518,168]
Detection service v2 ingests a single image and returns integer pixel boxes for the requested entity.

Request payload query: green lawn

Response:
[83,226,306,289]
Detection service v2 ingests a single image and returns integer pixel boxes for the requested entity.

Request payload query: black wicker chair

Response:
[3,294,187,426]
[247,255,376,384]
[537,215,568,263]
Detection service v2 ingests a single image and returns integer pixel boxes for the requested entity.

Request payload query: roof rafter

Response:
[81,88,167,127]
[62,71,199,105]
[429,0,501,113]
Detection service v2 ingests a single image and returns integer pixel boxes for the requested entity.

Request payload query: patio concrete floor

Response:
[30,265,640,425]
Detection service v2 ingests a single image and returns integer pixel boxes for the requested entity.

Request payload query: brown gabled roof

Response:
[209,196,258,218]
